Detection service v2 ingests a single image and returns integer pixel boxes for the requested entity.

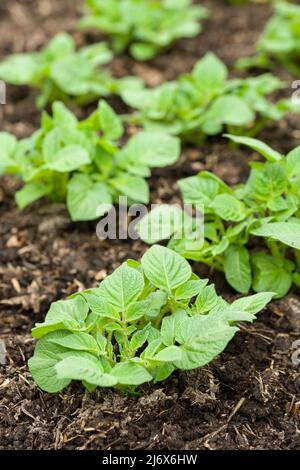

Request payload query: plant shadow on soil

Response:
[0,0,300,450]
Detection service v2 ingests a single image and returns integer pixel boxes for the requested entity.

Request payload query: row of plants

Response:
[1,0,299,394]
[137,135,300,299]
[1,101,180,221]
[237,1,300,76]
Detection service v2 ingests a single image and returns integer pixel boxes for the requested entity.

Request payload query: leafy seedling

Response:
[80,0,209,60]
[28,245,273,393]
[137,135,300,298]
[0,101,180,221]
[122,52,299,143]
[0,32,141,108]
[236,2,300,76]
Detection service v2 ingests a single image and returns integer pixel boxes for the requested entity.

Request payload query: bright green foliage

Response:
[80,0,209,60]
[137,136,300,298]
[0,33,140,108]
[0,101,180,221]
[236,2,300,76]
[122,52,298,143]
[28,245,273,393]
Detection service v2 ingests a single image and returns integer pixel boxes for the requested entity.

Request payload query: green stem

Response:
[267,240,282,259]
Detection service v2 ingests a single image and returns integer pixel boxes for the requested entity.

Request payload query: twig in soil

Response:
[0,378,10,390]
[11,278,22,294]
[18,373,31,385]
[287,395,296,415]
[38,392,47,410]
[21,403,46,424]
[77,425,117,450]
[238,324,273,342]
[227,397,246,422]
[201,397,246,448]
[293,401,300,415]
[18,345,26,363]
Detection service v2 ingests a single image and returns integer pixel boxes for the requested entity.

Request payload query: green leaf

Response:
[251,222,300,249]
[98,264,145,311]
[0,54,39,85]
[118,131,180,168]
[178,175,219,205]
[136,204,185,244]
[251,252,293,298]
[46,32,75,57]
[110,362,152,386]
[48,296,89,324]
[45,145,90,172]
[49,332,100,356]
[192,52,227,89]
[175,279,208,300]
[246,164,287,201]
[141,245,192,292]
[205,96,254,128]
[130,42,158,61]
[16,182,52,209]
[161,310,187,347]
[98,100,123,140]
[28,332,71,393]
[0,132,17,163]
[130,325,150,352]
[225,134,282,162]
[52,101,78,128]
[211,194,246,222]
[42,128,62,161]
[153,345,182,362]
[195,284,220,314]
[84,292,120,321]
[67,174,112,221]
[55,356,117,387]
[224,245,252,294]
[152,363,175,382]
[125,301,151,322]
[231,292,274,315]
[286,146,300,177]
[174,314,238,370]
[32,296,89,339]
[110,174,149,203]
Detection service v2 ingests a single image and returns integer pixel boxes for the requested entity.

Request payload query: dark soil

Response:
[0,0,300,450]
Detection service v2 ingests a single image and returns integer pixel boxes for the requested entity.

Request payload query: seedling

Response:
[0,32,140,108]
[0,100,180,221]
[137,136,300,298]
[28,245,273,393]
[80,0,209,60]
[122,53,298,143]
[236,2,300,76]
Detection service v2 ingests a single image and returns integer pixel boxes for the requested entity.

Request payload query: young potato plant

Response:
[0,32,140,108]
[80,0,209,60]
[236,2,300,76]
[137,136,300,299]
[122,53,298,143]
[28,245,273,393]
[0,101,180,221]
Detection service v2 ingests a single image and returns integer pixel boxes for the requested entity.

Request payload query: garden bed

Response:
[0,0,299,450]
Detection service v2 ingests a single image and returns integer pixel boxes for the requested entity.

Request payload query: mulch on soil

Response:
[0,0,299,450]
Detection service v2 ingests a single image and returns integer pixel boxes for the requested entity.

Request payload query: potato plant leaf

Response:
[122,52,297,143]
[138,138,300,298]
[0,101,180,221]
[0,32,141,108]
[80,0,209,60]
[28,246,273,393]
